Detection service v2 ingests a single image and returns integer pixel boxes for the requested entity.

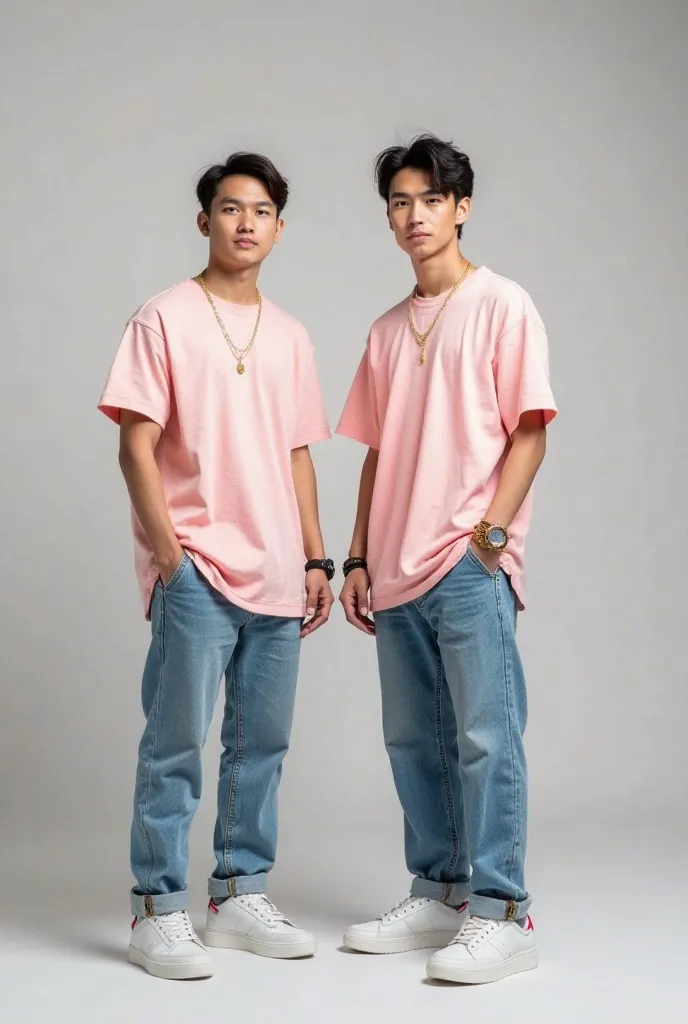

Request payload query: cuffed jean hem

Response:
[208,873,269,899]
[411,877,471,907]
[130,888,188,917]
[469,893,532,921]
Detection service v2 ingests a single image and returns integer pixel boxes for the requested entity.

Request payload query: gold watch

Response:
[473,520,508,552]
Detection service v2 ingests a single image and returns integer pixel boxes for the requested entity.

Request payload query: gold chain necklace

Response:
[407,261,473,365]
[196,273,262,375]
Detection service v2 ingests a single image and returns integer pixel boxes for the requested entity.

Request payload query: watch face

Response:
[487,526,507,548]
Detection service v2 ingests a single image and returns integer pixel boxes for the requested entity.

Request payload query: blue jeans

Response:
[374,547,531,922]
[130,554,301,917]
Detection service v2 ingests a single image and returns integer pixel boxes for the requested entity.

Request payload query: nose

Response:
[237,213,254,233]
[408,199,425,227]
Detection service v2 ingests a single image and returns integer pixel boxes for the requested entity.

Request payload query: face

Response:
[387,167,470,261]
[197,174,284,269]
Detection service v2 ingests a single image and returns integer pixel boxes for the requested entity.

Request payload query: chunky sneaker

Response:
[128,910,213,980]
[343,896,469,954]
[426,915,538,984]
[204,894,316,959]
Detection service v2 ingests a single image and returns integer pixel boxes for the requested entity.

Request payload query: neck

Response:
[412,246,469,299]
[201,259,260,304]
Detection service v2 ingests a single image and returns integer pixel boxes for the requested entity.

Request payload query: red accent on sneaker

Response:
[131,917,137,930]
[208,899,219,915]
[456,901,469,912]
[525,915,534,931]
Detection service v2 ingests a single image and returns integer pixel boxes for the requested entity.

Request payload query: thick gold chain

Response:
[408,261,472,365]
[196,273,262,375]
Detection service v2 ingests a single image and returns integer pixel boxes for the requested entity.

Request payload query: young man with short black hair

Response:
[99,152,333,979]
[337,134,557,985]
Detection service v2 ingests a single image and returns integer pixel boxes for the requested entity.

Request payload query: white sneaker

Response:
[343,896,469,954]
[128,910,213,980]
[426,915,538,984]
[204,894,316,959]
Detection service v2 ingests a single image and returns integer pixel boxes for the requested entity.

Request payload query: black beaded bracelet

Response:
[305,558,335,581]
[342,557,368,577]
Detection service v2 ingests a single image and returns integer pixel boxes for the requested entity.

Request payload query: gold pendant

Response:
[419,352,426,365]
[236,362,245,375]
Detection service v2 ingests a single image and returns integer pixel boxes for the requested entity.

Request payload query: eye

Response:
[222,206,238,214]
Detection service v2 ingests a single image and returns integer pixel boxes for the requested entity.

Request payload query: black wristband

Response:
[305,558,335,581]
[343,557,368,577]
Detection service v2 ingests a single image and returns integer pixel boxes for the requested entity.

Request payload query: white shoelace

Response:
[236,893,289,926]
[450,916,498,947]
[381,896,433,924]
[155,910,197,944]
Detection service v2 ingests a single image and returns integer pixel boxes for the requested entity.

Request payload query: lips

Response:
[234,239,258,248]
[407,233,430,241]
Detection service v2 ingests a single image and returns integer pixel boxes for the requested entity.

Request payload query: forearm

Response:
[484,420,547,529]
[291,447,326,560]
[349,447,379,558]
[119,448,181,569]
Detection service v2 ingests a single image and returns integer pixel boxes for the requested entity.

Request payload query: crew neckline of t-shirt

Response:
[189,278,261,317]
[410,265,489,309]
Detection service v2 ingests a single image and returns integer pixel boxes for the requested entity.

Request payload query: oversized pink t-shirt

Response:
[336,267,557,611]
[99,279,331,618]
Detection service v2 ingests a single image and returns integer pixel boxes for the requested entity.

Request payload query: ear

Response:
[274,217,285,243]
[454,196,471,229]
[197,211,210,237]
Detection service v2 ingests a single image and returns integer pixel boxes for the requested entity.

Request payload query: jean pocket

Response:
[162,552,189,592]
[465,544,498,579]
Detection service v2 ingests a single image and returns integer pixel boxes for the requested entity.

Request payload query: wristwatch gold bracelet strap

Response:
[473,519,508,552]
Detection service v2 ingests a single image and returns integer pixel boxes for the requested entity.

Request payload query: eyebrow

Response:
[390,189,443,200]
[218,195,275,208]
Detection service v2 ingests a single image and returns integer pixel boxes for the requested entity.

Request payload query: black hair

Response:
[374,134,474,239]
[196,152,289,217]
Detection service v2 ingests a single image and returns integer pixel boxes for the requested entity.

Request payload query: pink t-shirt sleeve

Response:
[335,346,381,450]
[98,319,171,428]
[292,347,331,449]
[494,315,557,437]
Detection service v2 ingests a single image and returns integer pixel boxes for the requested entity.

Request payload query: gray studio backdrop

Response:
[1,0,685,911]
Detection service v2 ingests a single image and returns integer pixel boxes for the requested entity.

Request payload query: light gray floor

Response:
[1,818,684,1023]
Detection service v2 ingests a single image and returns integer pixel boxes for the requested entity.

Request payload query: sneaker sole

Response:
[343,929,460,955]
[426,948,539,984]
[204,929,317,959]
[128,946,214,980]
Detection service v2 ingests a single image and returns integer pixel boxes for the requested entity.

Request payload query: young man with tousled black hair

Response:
[338,133,557,985]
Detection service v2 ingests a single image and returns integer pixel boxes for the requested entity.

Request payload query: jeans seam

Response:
[495,575,520,888]
[140,591,167,893]
[223,659,245,880]
[435,655,459,884]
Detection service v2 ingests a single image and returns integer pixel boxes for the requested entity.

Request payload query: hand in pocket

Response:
[159,548,186,587]
[470,540,500,575]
